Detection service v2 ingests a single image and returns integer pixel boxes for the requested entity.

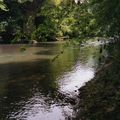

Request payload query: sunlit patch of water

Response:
[58,62,95,96]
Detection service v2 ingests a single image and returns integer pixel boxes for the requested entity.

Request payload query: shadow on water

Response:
[0,43,101,120]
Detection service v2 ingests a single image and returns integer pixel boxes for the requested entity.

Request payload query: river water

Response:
[0,43,101,120]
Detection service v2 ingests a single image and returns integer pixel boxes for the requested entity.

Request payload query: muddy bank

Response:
[74,42,120,120]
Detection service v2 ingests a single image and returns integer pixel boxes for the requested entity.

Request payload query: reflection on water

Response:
[59,62,94,96]
[0,43,100,120]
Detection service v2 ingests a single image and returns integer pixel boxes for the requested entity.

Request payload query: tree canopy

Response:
[0,0,120,43]
[89,0,120,36]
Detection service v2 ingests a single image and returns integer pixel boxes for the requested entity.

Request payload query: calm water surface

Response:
[0,43,101,120]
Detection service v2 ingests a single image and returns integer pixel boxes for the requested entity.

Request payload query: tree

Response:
[89,0,120,36]
[0,0,44,43]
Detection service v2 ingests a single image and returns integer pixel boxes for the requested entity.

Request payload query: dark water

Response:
[0,43,101,120]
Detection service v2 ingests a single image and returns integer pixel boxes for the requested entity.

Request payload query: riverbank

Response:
[74,42,120,120]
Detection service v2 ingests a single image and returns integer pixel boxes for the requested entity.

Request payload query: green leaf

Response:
[0,1,8,11]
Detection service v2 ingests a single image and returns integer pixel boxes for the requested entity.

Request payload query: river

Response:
[0,43,102,120]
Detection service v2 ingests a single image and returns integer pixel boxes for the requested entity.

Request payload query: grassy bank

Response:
[74,42,120,120]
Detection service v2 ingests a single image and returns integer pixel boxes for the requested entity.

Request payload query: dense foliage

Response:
[0,0,120,43]
[0,0,44,43]
[89,0,120,37]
